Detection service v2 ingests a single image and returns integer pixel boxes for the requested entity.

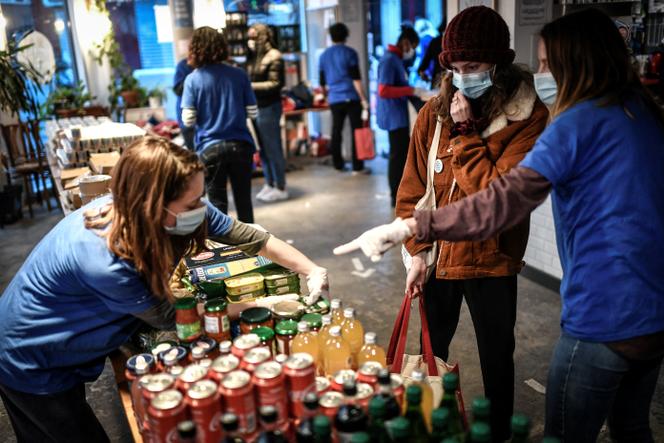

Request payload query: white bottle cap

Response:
[192,346,205,359]
[297,321,310,333]
[321,314,332,325]
[219,341,232,354]
[343,307,355,319]
[329,326,342,337]
[330,299,342,309]
[364,332,376,344]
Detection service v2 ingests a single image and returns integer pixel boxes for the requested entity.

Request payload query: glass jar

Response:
[239,307,273,335]
[301,313,323,333]
[175,297,202,343]
[252,326,276,355]
[203,298,231,342]
[275,320,298,356]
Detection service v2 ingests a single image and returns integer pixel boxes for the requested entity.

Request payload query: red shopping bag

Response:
[354,123,375,161]
[387,294,468,429]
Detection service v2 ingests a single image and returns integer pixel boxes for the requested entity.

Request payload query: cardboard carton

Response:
[186,245,273,283]
[60,167,90,189]
[89,151,120,175]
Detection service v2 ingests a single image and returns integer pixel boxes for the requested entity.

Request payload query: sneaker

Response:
[256,184,274,201]
[351,167,371,176]
[261,187,289,202]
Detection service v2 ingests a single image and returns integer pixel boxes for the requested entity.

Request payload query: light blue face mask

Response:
[452,69,494,99]
[164,202,207,236]
[533,72,558,105]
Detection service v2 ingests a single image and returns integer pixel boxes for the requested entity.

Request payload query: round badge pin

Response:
[434,159,444,174]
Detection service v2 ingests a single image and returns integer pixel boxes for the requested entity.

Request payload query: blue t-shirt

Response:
[319,44,360,105]
[376,50,410,131]
[174,59,194,127]
[182,63,257,151]
[0,196,233,394]
[520,98,664,342]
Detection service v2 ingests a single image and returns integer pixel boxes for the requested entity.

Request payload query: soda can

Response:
[176,364,208,393]
[283,353,316,418]
[231,333,260,360]
[274,353,289,365]
[356,383,374,412]
[240,346,272,373]
[147,389,188,443]
[186,380,222,443]
[330,369,356,392]
[252,362,289,433]
[315,376,331,396]
[208,355,240,384]
[141,373,176,426]
[219,370,258,441]
[357,362,383,389]
[390,373,405,408]
[319,391,344,421]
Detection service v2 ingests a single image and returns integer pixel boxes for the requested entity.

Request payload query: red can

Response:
[330,369,356,392]
[357,362,383,389]
[390,373,405,408]
[356,383,374,412]
[147,389,188,443]
[125,354,155,435]
[252,361,289,433]
[231,334,260,360]
[176,364,208,393]
[185,380,222,443]
[141,373,176,428]
[208,355,240,384]
[283,353,316,418]
[319,391,343,421]
[218,370,258,441]
[315,376,331,396]
[274,353,289,365]
[240,346,272,373]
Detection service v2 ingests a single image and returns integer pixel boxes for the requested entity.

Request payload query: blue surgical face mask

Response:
[533,72,557,105]
[452,68,494,99]
[164,202,207,236]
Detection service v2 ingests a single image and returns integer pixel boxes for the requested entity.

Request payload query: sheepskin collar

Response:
[481,81,538,138]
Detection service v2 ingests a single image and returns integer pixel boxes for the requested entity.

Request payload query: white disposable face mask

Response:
[163,201,206,236]
[533,72,558,105]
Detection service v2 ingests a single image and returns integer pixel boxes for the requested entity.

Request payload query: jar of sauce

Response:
[203,298,231,342]
[239,307,273,335]
[252,326,276,355]
[175,297,202,343]
[275,320,298,356]
[301,313,323,333]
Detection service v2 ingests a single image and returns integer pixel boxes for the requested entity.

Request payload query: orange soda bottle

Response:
[318,314,333,367]
[323,325,352,376]
[291,321,320,365]
[330,298,345,326]
[357,332,387,367]
[341,308,364,369]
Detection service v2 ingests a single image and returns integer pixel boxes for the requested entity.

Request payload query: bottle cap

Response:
[343,307,355,318]
[275,319,298,336]
[220,413,238,432]
[342,380,358,397]
[191,346,205,359]
[472,397,491,419]
[330,299,342,309]
[329,325,342,337]
[219,340,232,354]
[303,392,319,410]
[302,313,323,330]
[406,384,422,404]
[377,368,391,385]
[431,407,450,427]
[297,321,310,333]
[364,332,376,344]
[259,405,278,424]
[368,395,386,418]
[313,415,331,436]
[470,422,491,442]
[390,417,410,438]
[177,420,196,438]
[321,314,332,325]
[443,372,459,391]
[511,414,531,435]
[411,369,424,382]
[350,432,370,443]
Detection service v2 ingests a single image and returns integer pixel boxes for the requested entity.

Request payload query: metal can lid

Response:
[275,319,298,335]
[316,376,330,392]
[170,365,184,377]
[174,297,197,310]
[205,298,227,312]
[333,369,356,386]
[272,300,305,318]
[211,355,240,373]
[126,353,154,374]
[390,373,404,388]
[187,380,218,400]
[145,373,175,392]
[253,326,275,342]
[319,391,343,408]
[275,354,288,364]
[151,341,175,357]
[152,389,183,410]
[199,358,213,369]
[239,307,272,324]
[356,383,374,399]
[179,364,207,383]
[221,370,251,389]
[254,361,282,379]
[301,313,323,329]
[285,353,314,370]
[358,361,383,376]
[243,347,272,365]
[233,333,261,350]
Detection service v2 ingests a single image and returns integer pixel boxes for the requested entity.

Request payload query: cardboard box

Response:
[186,246,273,283]
[79,174,111,196]
[60,167,90,189]
[89,151,120,175]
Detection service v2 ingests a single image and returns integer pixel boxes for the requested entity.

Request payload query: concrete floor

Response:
[0,156,662,442]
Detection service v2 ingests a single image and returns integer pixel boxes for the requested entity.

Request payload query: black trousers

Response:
[0,382,109,443]
[422,275,518,442]
[200,141,254,224]
[388,126,410,207]
[330,100,364,171]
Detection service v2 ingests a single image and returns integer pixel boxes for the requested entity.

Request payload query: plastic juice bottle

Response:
[317,314,333,369]
[291,321,320,365]
[323,326,352,375]
[330,299,345,326]
[410,369,433,432]
[439,372,465,436]
[357,332,386,367]
[340,308,364,368]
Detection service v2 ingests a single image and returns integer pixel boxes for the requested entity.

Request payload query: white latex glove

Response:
[304,266,329,306]
[254,293,299,310]
[361,109,369,121]
[333,218,413,262]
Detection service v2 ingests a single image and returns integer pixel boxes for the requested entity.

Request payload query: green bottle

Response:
[429,407,452,442]
[469,422,491,443]
[439,373,464,436]
[471,397,490,425]
[404,384,429,443]
[313,415,332,443]
[350,432,370,443]
[541,437,561,443]
[368,396,391,443]
[388,417,411,443]
[509,414,531,443]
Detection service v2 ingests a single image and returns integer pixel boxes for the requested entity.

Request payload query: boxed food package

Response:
[89,151,120,175]
[186,246,273,283]
[60,167,90,189]
[79,174,112,196]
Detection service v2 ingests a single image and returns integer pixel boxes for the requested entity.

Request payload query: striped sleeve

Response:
[246,104,258,119]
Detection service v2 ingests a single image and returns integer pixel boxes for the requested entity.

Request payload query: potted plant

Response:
[147,88,167,108]
[42,81,96,118]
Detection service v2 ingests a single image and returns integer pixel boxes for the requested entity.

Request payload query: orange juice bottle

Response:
[410,369,434,432]
[318,314,333,362]
[323,325,352,376]
[357,332,387,367]
[330,298,345,326]
[341,308,364,368]
[291,321,320,365]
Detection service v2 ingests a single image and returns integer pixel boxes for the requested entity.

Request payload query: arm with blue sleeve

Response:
[181,74,197,127]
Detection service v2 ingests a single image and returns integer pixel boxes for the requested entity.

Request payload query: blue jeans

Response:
[255,101,286,189]
[545,333,662,442]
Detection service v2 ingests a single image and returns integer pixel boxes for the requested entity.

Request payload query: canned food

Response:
[240,346,272,373]
[224,273,264,296]
[274,353,289,365]
[283,353,316,418]
[271,300,305,322]
[231,334,261,359]
[239,307,273,335]
[227,288,265,304]
[262,268,299,288]
[147,389,187,443]
[266,285,300,296]
[331,369,356,392]
[141,373,176,420]
[319,391,344,421]
[176,364,208,393]
[186,380,222,443]
[315,376,331,395]
[357,362,383,388]
[252,362,289,432]
[356,383,374,412]
[219,371,257,441]
[208,355,240,383]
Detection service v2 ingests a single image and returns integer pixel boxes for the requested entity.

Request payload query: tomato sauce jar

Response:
[175,297,202,343]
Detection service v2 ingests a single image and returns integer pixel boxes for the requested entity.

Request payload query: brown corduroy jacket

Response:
[396,82,549,280]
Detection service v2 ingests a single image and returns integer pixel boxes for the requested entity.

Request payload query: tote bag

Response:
[354,122,376,161]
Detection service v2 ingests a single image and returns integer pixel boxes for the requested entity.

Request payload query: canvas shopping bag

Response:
[354,122,375,161]
[386,294,466,422]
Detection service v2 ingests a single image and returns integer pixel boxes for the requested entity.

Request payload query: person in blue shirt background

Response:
[173,54,194,150]
[0,136,329,442]
[182,26,258,223]
[319,22,370,173]
[376,25,422,207]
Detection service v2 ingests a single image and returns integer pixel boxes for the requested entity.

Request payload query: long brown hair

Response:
[86,137,207,299]
[189,26,228,68]
[541,8,664,124]
[433,63,533,129]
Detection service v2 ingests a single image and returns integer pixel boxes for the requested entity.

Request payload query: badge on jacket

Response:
[434,159,443,174]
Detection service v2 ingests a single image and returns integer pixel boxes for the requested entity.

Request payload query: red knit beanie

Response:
[440,6,515,69]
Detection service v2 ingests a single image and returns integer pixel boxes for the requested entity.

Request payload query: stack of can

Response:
[224,273,266,303]
[262,269,300,296]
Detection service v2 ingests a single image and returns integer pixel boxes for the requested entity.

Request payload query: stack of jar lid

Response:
[261,268,300,296]
[224,272,266,303]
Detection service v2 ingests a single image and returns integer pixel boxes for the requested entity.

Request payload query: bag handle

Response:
[386,294,409,366]
[425,116,442,195]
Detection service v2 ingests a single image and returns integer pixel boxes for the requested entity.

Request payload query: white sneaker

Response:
[256,184,274,201]
[261,187,289,202]
[351,167,371,176]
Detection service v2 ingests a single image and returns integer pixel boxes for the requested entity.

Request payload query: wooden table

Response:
[110,349,144,443]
